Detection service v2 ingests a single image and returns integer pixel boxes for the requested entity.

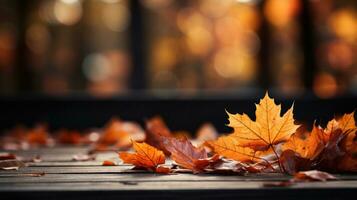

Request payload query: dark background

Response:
[0,0,356,133]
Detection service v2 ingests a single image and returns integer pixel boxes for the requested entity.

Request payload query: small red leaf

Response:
[102,160,116,166]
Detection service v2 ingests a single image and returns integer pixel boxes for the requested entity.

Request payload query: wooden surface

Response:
[1,146,357,200]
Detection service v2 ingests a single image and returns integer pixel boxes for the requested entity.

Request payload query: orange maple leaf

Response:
[282,125,325,160]
[323,111,356,143]
[205,135,256,162]
[227,92,300,151]
[119,141,169,173]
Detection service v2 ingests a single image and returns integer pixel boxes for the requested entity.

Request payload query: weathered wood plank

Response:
[0,173,295,183]
[1,166,357,180]
[0,180,357,191]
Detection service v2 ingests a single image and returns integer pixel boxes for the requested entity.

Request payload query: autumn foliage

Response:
[1,92,356,176]
[205,93,357,174]
[119,141,170,173]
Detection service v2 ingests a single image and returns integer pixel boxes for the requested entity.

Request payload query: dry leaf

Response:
[294,170,337,181]
[326,112,356,134]
[0,160,26,170]
[279,149,311,175]
[72,154,96,161]
[98,118,131,146]
[282,125,325,160]
[26,124,50,145]
[205,135,256,162]
[227,92,300,151]
[161,136,218,173]
[119,141,170,173]
[95,118,145,151]
[102,160,116,166]
[56,130,82,145]
[204,158,247,174]
[145,116,173,155]
[0,153,16,160]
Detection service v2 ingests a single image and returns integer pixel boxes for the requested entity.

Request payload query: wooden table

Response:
[1,146,356,200]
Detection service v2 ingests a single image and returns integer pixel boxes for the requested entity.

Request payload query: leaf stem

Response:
[270,145,283,173]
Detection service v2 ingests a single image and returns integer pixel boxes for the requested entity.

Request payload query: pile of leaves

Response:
[119,93,357,176]
[1,92,356,178]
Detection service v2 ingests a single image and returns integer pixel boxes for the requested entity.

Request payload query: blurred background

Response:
[0,0,356,99]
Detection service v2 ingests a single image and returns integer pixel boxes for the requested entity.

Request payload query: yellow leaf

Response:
[227,92,300,151]
[205,135,256,162]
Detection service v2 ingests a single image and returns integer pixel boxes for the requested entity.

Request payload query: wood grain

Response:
[1,146,356,199]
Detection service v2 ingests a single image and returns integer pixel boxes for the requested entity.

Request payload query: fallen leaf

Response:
[102,160,116,166]
[263,181,294,187]
[326,112,356,134]
[161,136,218,173]
[72,154,96,161]
[227,92,300,151]
[294,170,337,181]
[0,153,16,160]
[196,123,218,142]
[95,118,146,150]
[20,172,45,177]
[282,125,325,160]
[98,118,131,146]
[119,141,170,173]
[0,160,26,170]
[56,130,83,145]
[317,129,352,171]
[279,149,311,175]
[26,124,50,145]
[203,158,247,174]
[205,135,256,162]
[145,117,173,155]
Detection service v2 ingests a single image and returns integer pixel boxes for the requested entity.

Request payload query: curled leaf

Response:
[119,141,170,173]
[280,150,311,175]
[0,160,26,170]
[161,136,216,173]
[72,154,96,161]
[294,170,337,181]
[145,117,173,155]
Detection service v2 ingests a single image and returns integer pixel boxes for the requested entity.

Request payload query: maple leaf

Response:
[282,125,325,160]
[119,141,169,173]
[161,136,218,173]
[205,135,256,162]
[145,116,173,155]
[326,111,356,134]
[312,112,357,172]
[227,92,300,151]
